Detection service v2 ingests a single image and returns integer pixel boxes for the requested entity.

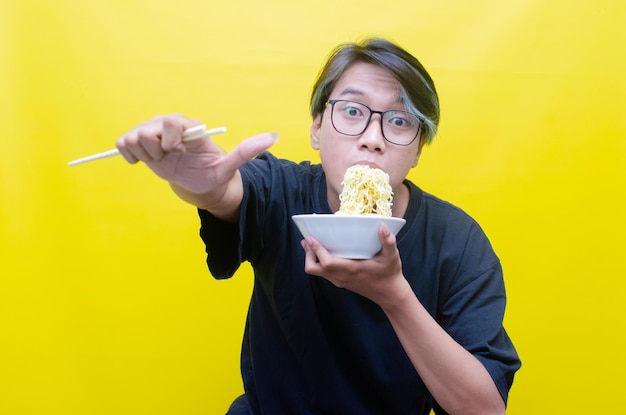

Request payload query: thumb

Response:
[378,223,397,254]
[222,132,279,172]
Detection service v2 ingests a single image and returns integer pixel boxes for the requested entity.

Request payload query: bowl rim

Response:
[291,213,406,223]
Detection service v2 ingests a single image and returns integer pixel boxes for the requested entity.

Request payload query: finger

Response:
[220,132,279,173]
[116,135,139,164]
[304,235,336,265]
[378,223,397,256]
[133,128,162,162]
[116,132,154,163]
[301,239,321,275]
[116,117,168,163]
[162,114,202,152]
[139,138,164,161]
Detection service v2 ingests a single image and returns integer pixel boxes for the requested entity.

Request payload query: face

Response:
[310,62,424,213]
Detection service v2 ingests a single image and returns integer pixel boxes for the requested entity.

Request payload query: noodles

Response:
[337,165,393,216]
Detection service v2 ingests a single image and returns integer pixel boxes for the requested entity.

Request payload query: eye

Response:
[340,103,364,118]
[386,111,417,129]
[391,117,407,127]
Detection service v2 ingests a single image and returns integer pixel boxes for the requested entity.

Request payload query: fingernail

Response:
[382,225,390,236]
[268,131,279,144]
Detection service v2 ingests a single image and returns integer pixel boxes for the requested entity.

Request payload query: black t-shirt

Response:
[199,152,520,414]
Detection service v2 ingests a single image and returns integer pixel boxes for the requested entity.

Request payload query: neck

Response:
[391,182,410,218]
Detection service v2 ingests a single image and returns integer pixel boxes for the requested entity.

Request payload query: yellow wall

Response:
[1,1,625,413]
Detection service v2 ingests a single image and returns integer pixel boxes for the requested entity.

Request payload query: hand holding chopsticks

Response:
[68,125,227,166]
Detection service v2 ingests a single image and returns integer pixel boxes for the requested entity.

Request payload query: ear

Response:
[411,140,425,168]
[310,114,322,150]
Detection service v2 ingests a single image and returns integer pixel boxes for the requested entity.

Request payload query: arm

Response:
[381,280,505,415]
[301,225,505,415]
[116,114,277,221]
[169,171,243,222]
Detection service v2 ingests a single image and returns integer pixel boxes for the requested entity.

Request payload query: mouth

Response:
[353,161,384,171]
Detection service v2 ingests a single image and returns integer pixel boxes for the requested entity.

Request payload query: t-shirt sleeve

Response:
[198,208,242,279]
[197,152,300,280]
[437,223,521,405]
[444,262,519,404]
[197,158,268,280]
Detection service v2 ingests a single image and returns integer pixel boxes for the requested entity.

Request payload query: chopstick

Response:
[67,125,227,166]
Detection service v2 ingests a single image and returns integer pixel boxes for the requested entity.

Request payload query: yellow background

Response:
[1,0,625,413]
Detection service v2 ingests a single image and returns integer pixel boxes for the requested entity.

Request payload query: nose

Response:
[357,114,386,152]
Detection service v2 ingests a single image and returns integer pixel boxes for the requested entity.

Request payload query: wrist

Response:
[378,276,415,314]
[170,171,242,222]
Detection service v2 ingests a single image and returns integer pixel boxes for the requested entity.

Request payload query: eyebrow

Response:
[337,87,365,97]
[337,87,405,106]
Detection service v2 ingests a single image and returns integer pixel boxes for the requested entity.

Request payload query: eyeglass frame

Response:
[325,99,422,146]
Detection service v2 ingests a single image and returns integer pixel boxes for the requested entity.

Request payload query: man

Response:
[117,38,520,414]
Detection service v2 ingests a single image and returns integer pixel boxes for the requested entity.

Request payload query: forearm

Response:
[169,170,243,222]
[382,284,505,415]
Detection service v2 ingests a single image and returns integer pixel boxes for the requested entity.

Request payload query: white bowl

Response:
[292,214,406,259]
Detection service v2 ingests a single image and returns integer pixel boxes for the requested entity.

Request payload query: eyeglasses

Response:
[326,99,421,146]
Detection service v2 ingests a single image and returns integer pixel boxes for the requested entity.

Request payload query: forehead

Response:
[331,62,402,100]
